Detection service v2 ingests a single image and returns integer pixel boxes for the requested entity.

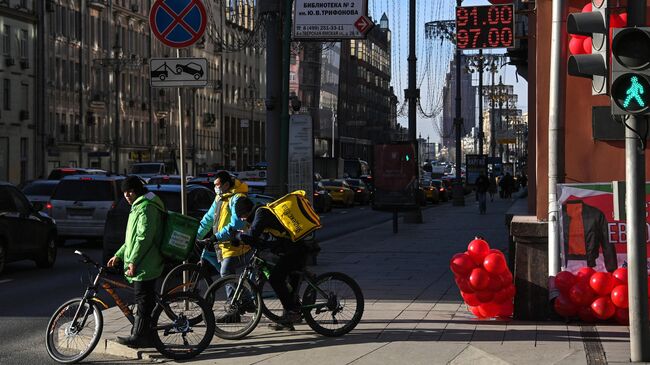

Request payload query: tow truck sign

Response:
[149,58,208,87]
[293,0,373,39]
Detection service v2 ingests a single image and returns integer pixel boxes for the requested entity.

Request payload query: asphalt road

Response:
[0,201,441,362]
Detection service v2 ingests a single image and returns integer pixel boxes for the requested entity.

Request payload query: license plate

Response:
[67,207,94,217]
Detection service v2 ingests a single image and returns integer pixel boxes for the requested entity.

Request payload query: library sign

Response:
[293,0,373,40]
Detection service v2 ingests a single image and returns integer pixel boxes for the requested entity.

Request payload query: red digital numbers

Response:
[455,4,515,50]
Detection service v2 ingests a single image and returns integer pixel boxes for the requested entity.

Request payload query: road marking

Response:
[0,279,13,284]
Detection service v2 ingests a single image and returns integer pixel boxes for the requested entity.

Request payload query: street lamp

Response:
[94,34,141,174]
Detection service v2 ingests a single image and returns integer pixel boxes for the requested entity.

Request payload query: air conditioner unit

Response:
[19,110,29,120]
[19,58,29,69]
[5,56,15,67]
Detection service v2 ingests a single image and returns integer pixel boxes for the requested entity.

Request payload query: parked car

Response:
[47,174,125,244]
[243,180,268,195]
[47,167,107,180]
[0,181,58,274]
[130,162,167,181]
[345,179,371,205]
[147,175,183,186]
[431,179,449,202]
[20,180,60,209]
[320,179,355,207]
[187,176,216,189]
[421,179,440,204]
[313,182,332,213]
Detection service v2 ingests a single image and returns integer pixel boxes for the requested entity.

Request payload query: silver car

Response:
[47,175,125,243]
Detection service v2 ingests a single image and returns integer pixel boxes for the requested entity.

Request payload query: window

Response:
[22,84,28,110]
[3,25,10,55]
[19,29,27,58]
[3,79,10,110]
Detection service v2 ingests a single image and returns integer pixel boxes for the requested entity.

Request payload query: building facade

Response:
[0,0,36,184]
[440,54,476,156]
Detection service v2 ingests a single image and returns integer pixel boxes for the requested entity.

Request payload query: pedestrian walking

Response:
[474,173,490,214]
[488,174,497,202]
[107,176,166,348]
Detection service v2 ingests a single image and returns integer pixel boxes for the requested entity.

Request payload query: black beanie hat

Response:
[122,175,145,193]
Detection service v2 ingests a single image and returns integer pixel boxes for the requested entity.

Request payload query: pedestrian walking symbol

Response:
[149,0,207,48]
[623,76,646,109]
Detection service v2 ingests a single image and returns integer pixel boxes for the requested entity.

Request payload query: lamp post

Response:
[94,35,141,174]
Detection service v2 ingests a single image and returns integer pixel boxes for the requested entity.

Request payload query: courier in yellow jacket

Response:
[197,171,252,284]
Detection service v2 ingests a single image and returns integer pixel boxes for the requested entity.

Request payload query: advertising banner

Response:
[372,142,418,210]
[557,183,650,273]
[465,154,487,186]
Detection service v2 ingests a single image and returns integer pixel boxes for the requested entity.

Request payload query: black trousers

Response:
[268,246,308,313]
[133,279,157,320]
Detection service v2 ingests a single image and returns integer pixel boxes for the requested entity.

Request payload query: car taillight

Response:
[45,202,52,210]
[339,189,344,193]
[440,188,445,191]
[314,192,320,196]
[111,202,116,209]
[356,189,362,193]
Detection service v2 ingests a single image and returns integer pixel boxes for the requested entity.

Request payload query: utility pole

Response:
[261,0,283,197]
[404,0,422,223]
[624,2,649,360]
[452,0,465,206]
[477,50,484,155]
[279,0,293,195]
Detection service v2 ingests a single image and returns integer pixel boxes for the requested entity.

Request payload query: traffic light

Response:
[610,27,650,115]
[567,0,609,95]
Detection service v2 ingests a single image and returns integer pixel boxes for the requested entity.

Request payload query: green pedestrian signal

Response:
[623,76,646,109]
[405,154,410,162]
[610,27,650,115]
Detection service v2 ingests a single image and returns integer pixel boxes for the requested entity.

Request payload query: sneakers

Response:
[267,322,295,331]
[215,308,241,323]
[279,310,302,325]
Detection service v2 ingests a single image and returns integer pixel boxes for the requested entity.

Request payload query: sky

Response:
[367,0,528,144]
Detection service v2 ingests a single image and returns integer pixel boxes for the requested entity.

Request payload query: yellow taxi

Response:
[320,179,355,207]
[421,179,440,204]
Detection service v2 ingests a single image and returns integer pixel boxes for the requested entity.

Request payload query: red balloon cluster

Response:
[450,238,515,319]
[553,268,630,325]
[568,3,627,56]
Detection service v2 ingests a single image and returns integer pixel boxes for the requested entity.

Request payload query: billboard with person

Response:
[558,183,650,273]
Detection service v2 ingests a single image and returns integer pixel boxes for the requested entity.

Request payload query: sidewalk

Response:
[96,195,632,364]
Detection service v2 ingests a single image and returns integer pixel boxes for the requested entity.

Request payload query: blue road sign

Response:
[149,0,207,48]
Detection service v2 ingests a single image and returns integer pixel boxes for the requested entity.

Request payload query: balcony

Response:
[88,0,107,11]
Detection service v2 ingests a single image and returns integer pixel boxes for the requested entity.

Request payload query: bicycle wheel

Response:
[151,292,215,360]
[161,263,214,300]
[45,298,103,363]
[206,274,262,340]
[302,272,364,337]
[258,276,284,323]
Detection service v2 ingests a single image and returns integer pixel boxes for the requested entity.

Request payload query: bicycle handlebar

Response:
[74,250,102,269]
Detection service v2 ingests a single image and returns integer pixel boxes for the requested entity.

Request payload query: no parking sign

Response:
[149,0,207,48]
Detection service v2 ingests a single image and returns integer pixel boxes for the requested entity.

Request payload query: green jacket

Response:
[115,192,165,283]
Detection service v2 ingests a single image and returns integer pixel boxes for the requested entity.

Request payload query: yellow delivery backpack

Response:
[263,190,321,242]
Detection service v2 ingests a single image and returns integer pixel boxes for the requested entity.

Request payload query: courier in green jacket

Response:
[107,176,165,348]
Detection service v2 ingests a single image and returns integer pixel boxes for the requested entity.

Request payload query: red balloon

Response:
[467,239,490,265]
[487,274,504,292]
[479,302,501,318]
[591,297,616,320]
[461,291,481,307]
[612,267,627,285]
[450,253,476,277]
[578,305,597,323]
[455,276,475,293]
[569,281,596,307]
[493,287,512,304]
[555,271,577,294]
[554,294,578,318]
[468,305,485,318]
[610,13,626,28]
[611,285,629,309]
[569,37,585,55]
[484,253,508,274]
[614,307,629,325]
[581,3,592,13]
[619,13,627,26]
[576,267,596,283]
[499,270,514,285]
[469,268,490,291]
[590,272,616,296]
[476,290,495,303]
[582,37,592,54]
[498,302,514,318]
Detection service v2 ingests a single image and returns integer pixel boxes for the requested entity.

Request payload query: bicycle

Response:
[204,248,364,340]
[45,250,215,363]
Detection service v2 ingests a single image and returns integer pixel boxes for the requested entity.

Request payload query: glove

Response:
[196,236,216,249]
[230,231,242,247]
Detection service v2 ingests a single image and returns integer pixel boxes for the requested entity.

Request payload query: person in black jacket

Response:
[232,197,309,330]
